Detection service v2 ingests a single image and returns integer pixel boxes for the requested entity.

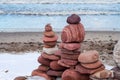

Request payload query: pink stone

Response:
[14,76,27,80]
[58,60,70,68]
[50,61,66,71]
[59,58,78,66]
[61,23,85,43]
[41,52,60,60]
[43,35,58,42]
[78,50,99,64]
[81,60,103,69]
[61,53,80,60]
[44,41,57,48]
[62,69,90,80]
[61,48,81,54]
[54,50,62,57]
[75,64,105,74]
[37,65,49,72]
[45,24,53,32]
[59,43,81,50]
[47,70,63,77]
[44,31,55,37]
[37,56,51,66]
[31,69,56,80]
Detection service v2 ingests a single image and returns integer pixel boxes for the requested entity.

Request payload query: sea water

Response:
[0,2,120,32]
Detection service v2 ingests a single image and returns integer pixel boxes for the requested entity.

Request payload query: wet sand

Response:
[0,31,119,43]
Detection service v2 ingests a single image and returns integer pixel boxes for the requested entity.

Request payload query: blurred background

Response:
[0,0,120,32]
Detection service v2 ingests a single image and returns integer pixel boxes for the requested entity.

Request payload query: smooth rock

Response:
[14,76,27,80]
[43,35,58,42]
[62,69,90,80]
[47,70,63,77]
[45,24,53,32]
[58,58,78,66]
[37,56,51,66]
[75,64,105,74]
[78,50,99,64]
[59,43,81,51]
[31,69,55,80]
[50,61,66,71]
[38,65,49,72]
[44,41,57,48]
[41,52,60,60]
[67,14,81,24]
[61,23,85,43]
[61,52,80,60]
[81,60,103,69]
[44,31,55,37]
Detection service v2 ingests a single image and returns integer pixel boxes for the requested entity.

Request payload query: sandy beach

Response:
[0,31,119,66]
[0,31,119,43]
[0,31,119,52]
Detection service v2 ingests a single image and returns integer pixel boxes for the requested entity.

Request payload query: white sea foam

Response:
[0,11,119,15]
[0,0,120,4]
[0,3,119,15]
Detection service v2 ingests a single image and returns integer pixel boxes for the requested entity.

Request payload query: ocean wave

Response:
[0,0,120,4]
[0,3,119,15]
[0,11,120,15]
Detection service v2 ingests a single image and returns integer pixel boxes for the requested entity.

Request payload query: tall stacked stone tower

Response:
[31,24,66,80]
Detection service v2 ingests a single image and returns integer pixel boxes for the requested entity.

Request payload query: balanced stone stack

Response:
[76,50,113,80]
[56,14,90,80]
[31,24,66,80]
[58,14,85,68]
[76,50,105,74]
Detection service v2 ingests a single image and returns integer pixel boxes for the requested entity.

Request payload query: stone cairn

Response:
[31,14,112,80]
[58,14,89,80]
[31,24,65,80]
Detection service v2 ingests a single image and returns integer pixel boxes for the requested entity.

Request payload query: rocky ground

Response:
[0,40,118,66]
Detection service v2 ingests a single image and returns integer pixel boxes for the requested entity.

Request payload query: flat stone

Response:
[81,60,103,69]
[37,56,51,66]
[41,52,60,60]
[44,31,55,37]
[47,70,63,77]
[62,69,90,80]
[14,76,27,80]
[59,43,81,51]
[75,64,105,74]
[50,61,66,71]
[43,35,58,42]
